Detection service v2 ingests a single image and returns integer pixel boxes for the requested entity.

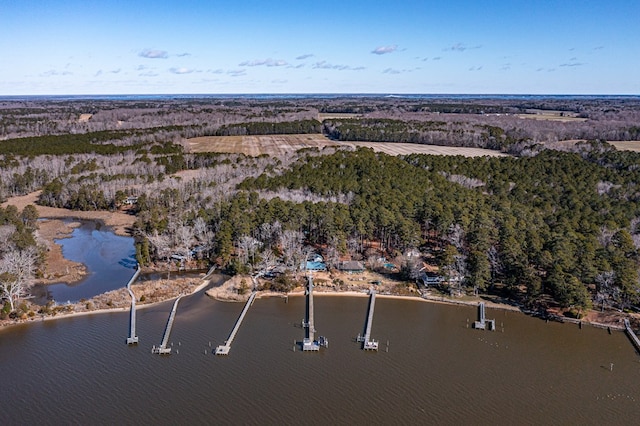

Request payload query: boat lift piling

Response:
[473,302,496,331]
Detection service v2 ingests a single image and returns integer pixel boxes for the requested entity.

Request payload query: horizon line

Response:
[1,92,639,99]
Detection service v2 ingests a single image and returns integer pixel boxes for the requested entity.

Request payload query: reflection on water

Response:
[34,221,136,303]
[2,282,640,425]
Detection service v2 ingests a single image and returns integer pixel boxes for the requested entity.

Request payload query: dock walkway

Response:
[152,295,184,355]
[357,289,378,350]
[215,291,257,355]
[624,319,640,353]
[126,266,141,345]
[301,274,328,351]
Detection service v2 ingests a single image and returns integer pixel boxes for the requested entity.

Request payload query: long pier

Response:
[152,295,184,355]
[126,266,141,345]
[624,319,640,353]
[215,291,257,355]
[356,289,378,350]
[301,273,328,351]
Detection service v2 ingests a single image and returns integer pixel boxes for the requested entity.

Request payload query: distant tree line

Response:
[322,118,518,150]
[214,120,322,136]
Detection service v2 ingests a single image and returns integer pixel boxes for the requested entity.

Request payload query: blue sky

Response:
[1,0,638,95]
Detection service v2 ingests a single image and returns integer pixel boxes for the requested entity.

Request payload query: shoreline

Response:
[1,272,221,330]
[34,218,88,286]
[3,274,631,333]
[275,289,627,331]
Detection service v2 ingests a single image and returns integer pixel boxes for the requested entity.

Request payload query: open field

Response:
[317,112,363,121]
[187,134,340,156]
[517,113,587,123]
[547,140,640,153]
[186,134,507,157]
[345,141,508,157]
[609,141,640,152]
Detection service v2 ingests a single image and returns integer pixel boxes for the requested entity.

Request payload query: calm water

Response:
[2,278,640,425]
[33,221,136,303]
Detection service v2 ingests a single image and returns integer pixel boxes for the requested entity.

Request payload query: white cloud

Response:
[371,45,398,55]
[139,49,168,59]
[559,62,584,67]
[296,54,314,60]
[169,67,194,74]
[41,70,72,77]
[444,43,481,52]
[239,58,288,67]
[227,69,246,77]
[383,67,418,75]
[447,43,467,52]
[312,61,364,71]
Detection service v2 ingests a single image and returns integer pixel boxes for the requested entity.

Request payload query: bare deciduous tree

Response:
[595,271,616,311]
[279,230,305,273]
[237,235,262,267]
[0,247,38,311]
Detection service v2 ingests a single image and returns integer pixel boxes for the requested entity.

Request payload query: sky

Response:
[1,0,638,95]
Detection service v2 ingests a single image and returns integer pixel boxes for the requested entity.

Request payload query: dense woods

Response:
[214,119,321,136]
[1,95,640,317]
[322,118,515,149]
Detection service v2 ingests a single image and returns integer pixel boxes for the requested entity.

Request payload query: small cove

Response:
[33,220,136,303]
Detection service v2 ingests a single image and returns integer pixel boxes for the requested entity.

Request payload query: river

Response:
[1,278,640,425]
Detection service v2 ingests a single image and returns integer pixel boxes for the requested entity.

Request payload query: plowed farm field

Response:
[186,134,507,157]
[609,141,640,152]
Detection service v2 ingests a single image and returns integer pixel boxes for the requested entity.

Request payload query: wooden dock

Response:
[624,319,640,353]
[215,291,257,355]
[301,273,328,351]
[126,266,141,345]
[357,289,379,350]
[473,302,496,331]
[152,295,184,355]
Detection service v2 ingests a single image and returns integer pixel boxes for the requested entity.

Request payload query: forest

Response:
[1,95,639,318]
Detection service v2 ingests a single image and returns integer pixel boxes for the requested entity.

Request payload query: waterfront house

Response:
[339,260,365,274]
